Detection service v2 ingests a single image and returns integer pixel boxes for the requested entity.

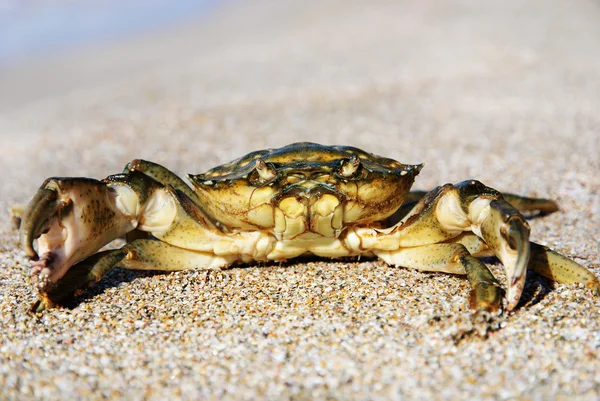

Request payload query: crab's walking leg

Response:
[31,239,237,312]
[501,193,558,215]
[123,159,202,206]
[403,190,558,216]
[403,191,429,205]
[528,243,600,294]
[444,233,494,257]
[376,244,502,312]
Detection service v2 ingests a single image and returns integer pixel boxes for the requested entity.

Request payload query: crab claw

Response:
[476,199,530,310]
[20,178,137,292]
[20,186,59,259]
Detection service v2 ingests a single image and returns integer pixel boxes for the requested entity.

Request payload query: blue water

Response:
[0,0,216,66]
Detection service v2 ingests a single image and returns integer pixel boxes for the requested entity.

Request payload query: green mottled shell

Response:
[193,142,412,182]
[188,142,423,233]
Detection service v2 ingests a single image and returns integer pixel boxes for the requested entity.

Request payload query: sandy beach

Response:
[1,0,599,399]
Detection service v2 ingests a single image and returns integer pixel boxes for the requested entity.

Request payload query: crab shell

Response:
[188,142,423,237]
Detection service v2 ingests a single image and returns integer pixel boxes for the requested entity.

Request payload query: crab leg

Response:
[501,193,558,215]
[20,177,138,291]
[438,181,530,310]
[21,169,272,302]
[388,187,555,226]
[20,185,59,259]
[19,170,202,292]
[528,243,600,293]
[403,190,429,205]
[444,233,494,257]
[31,239,237,312]
[376,243,502,312]
[445,234,599,292]
[351,181,532,309]
[123,159,202,206]
[403,190,559,215]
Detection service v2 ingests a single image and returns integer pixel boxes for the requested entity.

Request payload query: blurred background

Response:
[0,1,215,64]
[1,0,599,204]
[0,0,216,110]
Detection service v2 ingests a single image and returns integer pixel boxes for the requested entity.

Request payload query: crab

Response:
[19,142,599,315]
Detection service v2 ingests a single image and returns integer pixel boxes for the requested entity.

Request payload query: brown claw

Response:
[20,185,59,259]
[20,177,139,293]
[481,200,531,311]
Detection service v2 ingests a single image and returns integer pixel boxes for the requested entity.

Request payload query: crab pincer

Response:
[454,182,532,310]
[20,177,137,293]
[20,185,59,260]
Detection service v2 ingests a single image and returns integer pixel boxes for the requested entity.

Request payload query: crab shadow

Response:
[58,254,556,313]
[58,259,302,309]
[514,272,556,310]
[59,268,167,310]
[477,256,555,310]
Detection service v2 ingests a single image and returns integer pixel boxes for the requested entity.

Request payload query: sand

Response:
[1,0,599,399]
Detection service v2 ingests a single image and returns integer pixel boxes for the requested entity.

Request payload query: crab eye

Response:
[339,155,361,178]
[254,158,277,182]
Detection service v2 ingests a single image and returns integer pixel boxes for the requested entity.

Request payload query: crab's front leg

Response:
[352,181,585,311]
[20,171,200,296]
[22,167,271,311]
[448,182,598,305]
[20,177,141,292]
[455,181,532,309]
